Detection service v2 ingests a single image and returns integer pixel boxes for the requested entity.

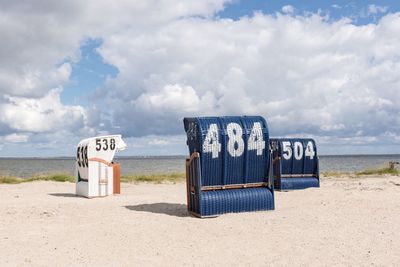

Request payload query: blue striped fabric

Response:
[220,116,246,185]
[200,188,274,217]
[241,117,269,183]
[279,178,319,190]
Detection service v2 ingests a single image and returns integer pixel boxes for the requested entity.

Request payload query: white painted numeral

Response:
[294,142,303,160]
[203,122,268,158]
[283,141,315,160]
[248,122,265,156]
[202,123,221,159]
[305,141,315,159]
[227,122,245,157]
[282,141,292,160]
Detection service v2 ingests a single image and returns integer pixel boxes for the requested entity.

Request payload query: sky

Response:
[0,0,399,157]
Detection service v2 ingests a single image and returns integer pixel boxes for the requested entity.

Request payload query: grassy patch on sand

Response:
[356,167,400,176]
[2,168,398,184]
[1,172,185,184]
[0,176,25,184]
[25,174,75,183]
[0,173,75,184]
[321,171,352,178]
[321,167,400,178]
[121,172,185,184]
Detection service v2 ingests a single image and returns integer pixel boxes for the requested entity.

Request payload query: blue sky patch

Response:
[61,38,118,105]
[218,0,397,25]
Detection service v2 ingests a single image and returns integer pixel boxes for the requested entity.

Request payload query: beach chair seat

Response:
[270,138,320,190]
[184,116,275,217]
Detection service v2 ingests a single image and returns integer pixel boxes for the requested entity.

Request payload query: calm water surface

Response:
[0,155,399,178]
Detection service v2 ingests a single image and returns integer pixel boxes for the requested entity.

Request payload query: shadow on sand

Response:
[48,193,85,198]
[124,203,189,217]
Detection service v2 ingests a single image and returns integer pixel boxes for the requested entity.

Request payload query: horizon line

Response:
[0,153,399,159]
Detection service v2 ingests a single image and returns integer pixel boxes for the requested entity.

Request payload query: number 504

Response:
[282,141,315,160]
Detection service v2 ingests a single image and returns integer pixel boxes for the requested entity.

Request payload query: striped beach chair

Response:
[76,135,126,198]
[270,138,320,190]
[184,116,275,217]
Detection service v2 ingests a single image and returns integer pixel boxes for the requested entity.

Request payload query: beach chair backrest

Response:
[270,138,318,176]
[184,116,270,186]
[76,135,127,181]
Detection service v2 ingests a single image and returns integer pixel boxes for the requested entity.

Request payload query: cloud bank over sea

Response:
[0,1,399,155]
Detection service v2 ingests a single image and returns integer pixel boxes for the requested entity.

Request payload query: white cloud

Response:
[119,135,186,155]
[98,12,400,147]
[149,138,171,146]
[0,0,228,98]
[368,4,388,15]
[282,5,295,14]
[0,1,399,155]
[135,84,203,113]
[0,0,230,155]
[0,88,87,133]
[3,133,30,143]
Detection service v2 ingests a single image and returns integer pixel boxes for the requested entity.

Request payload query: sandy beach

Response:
[1,176,399,266]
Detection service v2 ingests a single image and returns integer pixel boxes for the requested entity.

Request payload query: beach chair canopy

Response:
[77,135,126,166]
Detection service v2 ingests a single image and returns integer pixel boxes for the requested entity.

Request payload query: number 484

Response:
[203,122,266,158]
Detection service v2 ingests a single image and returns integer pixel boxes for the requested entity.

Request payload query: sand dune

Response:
[1,176,400,266]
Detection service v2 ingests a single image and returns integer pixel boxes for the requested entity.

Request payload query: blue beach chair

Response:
[184,116,275,217]
[270,138,320,190]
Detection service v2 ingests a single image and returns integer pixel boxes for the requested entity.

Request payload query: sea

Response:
[0,155,399,178]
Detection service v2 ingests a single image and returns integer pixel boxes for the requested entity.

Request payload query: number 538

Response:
[95,138,116,151]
